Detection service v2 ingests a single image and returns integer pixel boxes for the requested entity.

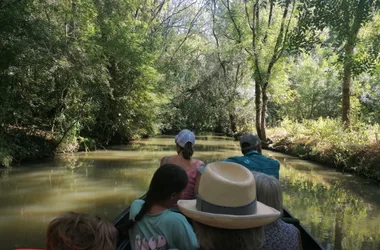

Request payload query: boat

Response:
[113,194,325,250]
[14,198,324,250]
[282,208,325,250]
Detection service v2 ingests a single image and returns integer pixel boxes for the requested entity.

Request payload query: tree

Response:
[216,0,319,140]
[279,46,341,120]
[312,0,379,126]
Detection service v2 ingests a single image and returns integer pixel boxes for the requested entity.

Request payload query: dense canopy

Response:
[0,0,379,167]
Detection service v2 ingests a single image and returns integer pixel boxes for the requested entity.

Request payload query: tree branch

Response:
[171,3,204,57]
[222,0,242,42]
[263,0,274,43]
[265,0,293,86]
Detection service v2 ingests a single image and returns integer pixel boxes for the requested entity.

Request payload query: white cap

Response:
[175,129,195,148]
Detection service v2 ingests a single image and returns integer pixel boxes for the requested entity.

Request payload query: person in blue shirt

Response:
[223,132,280,179]
[125,164,199,250]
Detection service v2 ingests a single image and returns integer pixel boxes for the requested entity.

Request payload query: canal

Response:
[1,135,379,249]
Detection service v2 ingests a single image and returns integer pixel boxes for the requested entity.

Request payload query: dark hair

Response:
[241,142,257,155]
[124,164,188,231]
[46,212,117,250]
[179,142,194,160]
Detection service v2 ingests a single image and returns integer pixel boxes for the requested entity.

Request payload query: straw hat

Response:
[177,162,281,229]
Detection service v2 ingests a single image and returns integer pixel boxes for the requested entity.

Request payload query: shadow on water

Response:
[0,136,379,250]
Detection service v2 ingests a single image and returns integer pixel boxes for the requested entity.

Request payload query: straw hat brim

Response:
[177,199,281,229]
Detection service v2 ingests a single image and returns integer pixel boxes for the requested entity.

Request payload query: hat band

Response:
[196,195,257,215]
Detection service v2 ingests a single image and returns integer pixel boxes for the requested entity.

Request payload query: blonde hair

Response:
[46,212,118,250]
[254,172,283,213]
[193,221,264,250]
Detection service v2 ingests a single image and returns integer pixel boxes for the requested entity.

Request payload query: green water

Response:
[0,136,379,250]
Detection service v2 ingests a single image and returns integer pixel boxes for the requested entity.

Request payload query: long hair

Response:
[178,142,194,159]
[193,221,264,250]
[46,212,117,250]
[124,164,188,231]
[254,173,283,213]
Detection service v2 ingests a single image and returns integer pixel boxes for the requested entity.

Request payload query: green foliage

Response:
[0,147,12,168]
[0,0,165,165]
[278,47,341,120]
[0,0,379,170]
[271,118,380,181]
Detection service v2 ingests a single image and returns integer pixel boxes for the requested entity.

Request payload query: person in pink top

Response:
[160,129,204,200]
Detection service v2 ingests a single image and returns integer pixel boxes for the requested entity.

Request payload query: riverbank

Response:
[0,127,124,168]
[3,120,380,184]
[266,118,380,182]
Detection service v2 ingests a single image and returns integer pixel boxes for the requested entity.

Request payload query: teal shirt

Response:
[129,200,199,250]
[223,150,280,179]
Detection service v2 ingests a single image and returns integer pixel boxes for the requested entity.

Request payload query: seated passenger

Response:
[46,212,117,250]
[126,164,198,250]
[254,173,302,250]
[178,162,281,250]
[160,129,204,199]
[223,133,280,179]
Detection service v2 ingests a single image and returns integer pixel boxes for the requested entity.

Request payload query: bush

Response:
[270,118,380,182]
[0,128,55,167]
[0,147,12,168]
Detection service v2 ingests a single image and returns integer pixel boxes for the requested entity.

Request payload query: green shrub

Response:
[0,148,12,168]
[271,118,380,181]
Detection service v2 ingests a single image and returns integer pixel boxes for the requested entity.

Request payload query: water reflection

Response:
[0,136,379,250]
[274,152,380,250]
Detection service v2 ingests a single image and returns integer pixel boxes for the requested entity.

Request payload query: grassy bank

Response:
[267,118,380,182]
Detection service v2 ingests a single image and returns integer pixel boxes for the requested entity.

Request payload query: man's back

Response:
[224,150,280,179]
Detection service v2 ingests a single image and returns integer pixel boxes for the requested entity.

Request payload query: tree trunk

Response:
[260,84,268,141]
[70,0,77,39]
[229,112,237,134]
[255,80,262,137]
[342,43,354,126]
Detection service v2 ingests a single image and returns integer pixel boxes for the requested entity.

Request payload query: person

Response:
[254,173,302,250]
[125,164,198,250]
[160,129,204,199]
[178,162,281,250]
[46,212,118,250]
[223,132,280,179]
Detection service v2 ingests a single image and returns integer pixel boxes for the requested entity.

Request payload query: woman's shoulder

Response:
[192,158,204,168]
[266,220,298,236]
[160,156,170,165]
[279,220,298,232]
[261,220,299,249]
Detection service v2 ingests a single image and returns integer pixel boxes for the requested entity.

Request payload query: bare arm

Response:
[194,171,201,195]
[194,160,205,195]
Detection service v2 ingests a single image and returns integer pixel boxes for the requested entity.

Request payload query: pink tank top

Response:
[182,167,199,200]
[164,157,203,200]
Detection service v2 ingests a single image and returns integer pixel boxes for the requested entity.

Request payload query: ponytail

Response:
[181,142,194,160]
[124,196,152,231]
[124,164,188,233]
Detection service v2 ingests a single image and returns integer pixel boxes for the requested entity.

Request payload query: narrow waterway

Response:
[0,135,379,250]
